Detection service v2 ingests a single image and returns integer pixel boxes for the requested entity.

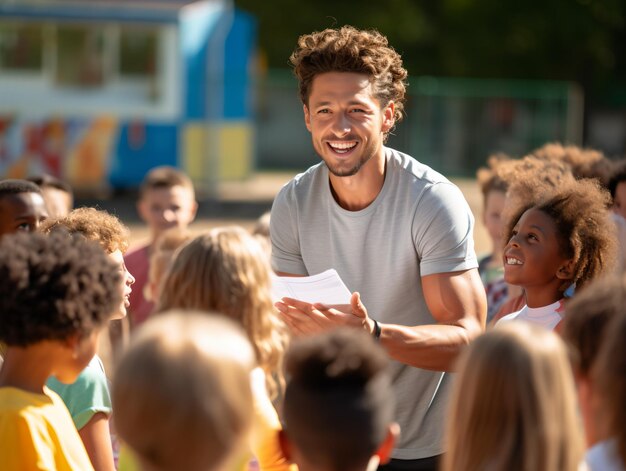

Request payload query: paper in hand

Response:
[271,269,352,305]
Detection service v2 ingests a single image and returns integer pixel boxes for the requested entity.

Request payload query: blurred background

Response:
[1,0,625,250]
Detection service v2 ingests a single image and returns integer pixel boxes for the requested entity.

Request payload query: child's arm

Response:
[79,412,115,471]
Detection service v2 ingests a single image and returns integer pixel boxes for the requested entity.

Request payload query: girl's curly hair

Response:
[0,231,122,346]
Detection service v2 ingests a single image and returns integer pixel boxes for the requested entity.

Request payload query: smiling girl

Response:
[497,178,616,330]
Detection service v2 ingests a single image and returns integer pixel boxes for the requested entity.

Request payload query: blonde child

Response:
[442,322,584,471]
[113,311,255,471]
[0,231,122,469]
[43,207,135,471]
[157,226,291,471]
[589,300,626,471]
[497,178,616,330]
[125,166,197,327]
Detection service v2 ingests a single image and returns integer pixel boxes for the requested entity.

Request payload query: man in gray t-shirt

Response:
[271,26,486,470]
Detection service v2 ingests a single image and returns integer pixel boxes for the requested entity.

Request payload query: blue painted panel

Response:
[223,10,256,120]
[109,123,178,187]
[180,3,225,120]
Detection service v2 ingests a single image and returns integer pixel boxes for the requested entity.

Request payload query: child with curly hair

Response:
[0,179,48,237]
[43,207,135,471]
[497,178,616,330]
[0,231,122,470]
[157,226,291,471]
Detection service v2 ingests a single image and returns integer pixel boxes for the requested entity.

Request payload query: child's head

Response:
[503,178,616,303]
[144,227,191,303]
[476,155,510,252]
[608,160,626,221]
[157,226,288,398]
[42,207,135,319]
[280,328,397,471]
[443,322,583,471]
[593,301,626,466]
[137,166,197,241]
[26,174,74,218]
[562,273,626,378]
[0,231,122,382]
[0,179,48,237]
[112,311,255,471]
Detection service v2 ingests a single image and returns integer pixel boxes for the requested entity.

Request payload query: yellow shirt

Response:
[0,386,94,471]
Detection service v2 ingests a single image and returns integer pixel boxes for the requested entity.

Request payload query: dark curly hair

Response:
[0,231,122,346]
[608,159,626,199]
[503,178,616,292]
[42,207,129,254]
[0,179,42,199]
[290,25,408,136]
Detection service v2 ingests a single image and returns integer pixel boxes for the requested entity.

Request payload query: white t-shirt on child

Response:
[496,299,565,330]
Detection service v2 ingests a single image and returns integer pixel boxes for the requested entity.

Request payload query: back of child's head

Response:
[112,311,255,471]
[42,207,129,254]
[0,231,122,346]
[562,273,626,377]
[609,160,626,198]
[26,174,74,218]
[531,142,613,188]
[282,328,394,471]
[139,166,195,199]
[503,178,616,291]
[592,299,626,467]
[443,322,583,471]
[157,226,288,398]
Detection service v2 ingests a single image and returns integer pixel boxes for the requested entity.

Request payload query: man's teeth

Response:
[329,142,357,153]
[506,257,522,265]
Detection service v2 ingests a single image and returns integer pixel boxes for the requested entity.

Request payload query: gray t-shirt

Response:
[270,146,478,459]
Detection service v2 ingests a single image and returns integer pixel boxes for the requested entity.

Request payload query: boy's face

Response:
[109,249,135,320]
[483,190,506,251]
[0,192,49,237]
[138,186,197,240]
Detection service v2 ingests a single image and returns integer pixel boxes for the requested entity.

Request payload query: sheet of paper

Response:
[271,269,352,305]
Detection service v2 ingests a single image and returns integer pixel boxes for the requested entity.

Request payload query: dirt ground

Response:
[111,171,490,256]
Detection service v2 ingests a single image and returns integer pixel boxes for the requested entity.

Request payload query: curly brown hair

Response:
[42,207,129,254]
[0,231,122,346]
[503,178,616,292]
[290,26,408,130]
[531,142,614,188]
[476,154,511,201]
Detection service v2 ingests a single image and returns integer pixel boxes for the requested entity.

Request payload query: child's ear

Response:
[375,422,400,465]
[62,333,81,358]
[557,259,575,280]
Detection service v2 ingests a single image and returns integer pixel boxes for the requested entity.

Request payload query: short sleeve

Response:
[47,357,112,430]
[413,182,478,276]
[270,184,307,275]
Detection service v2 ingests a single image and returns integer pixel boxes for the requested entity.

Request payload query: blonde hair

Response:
[157,226,288,399]
[112,311,254,471]
[443,322,584,471]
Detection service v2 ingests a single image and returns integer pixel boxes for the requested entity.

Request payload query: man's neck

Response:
[328,152,386,211]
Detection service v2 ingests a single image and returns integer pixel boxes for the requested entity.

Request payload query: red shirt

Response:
[124,244,154,327]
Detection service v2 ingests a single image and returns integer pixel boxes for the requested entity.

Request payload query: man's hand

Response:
[275,292,374,336]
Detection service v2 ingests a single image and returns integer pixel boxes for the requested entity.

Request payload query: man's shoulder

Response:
[275,162,327,202]
[386,147,452,187]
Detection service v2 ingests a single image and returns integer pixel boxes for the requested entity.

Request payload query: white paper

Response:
[271,269,352,305]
